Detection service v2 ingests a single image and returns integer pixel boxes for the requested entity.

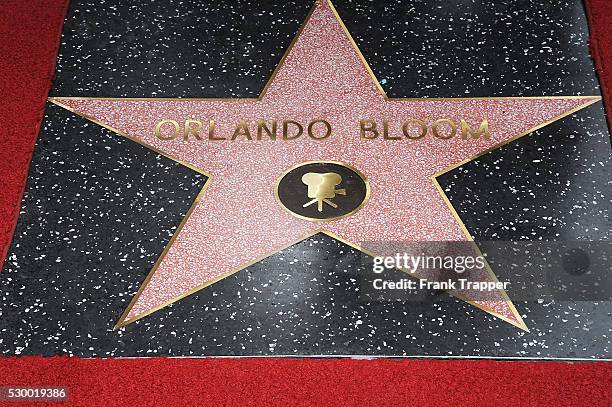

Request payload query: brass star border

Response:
[49,0,601,332]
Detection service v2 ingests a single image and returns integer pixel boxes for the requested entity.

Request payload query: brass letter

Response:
[155,120,179,140]
[360,119,378,139]
[308,119,332,140]
[432,118,457,140]
[183,120,203,140]
[208,120,225,140]
[382,120,401,140]
[402,118,427,140]
[461,119,490,140]
[283,120,303,140]
[257,120,277,140]
[231,120,252,140]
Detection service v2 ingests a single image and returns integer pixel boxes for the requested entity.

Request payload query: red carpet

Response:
[0,0,610,405]
[0,0,69,269]
[585,0,612,133]
[0,357,609,406]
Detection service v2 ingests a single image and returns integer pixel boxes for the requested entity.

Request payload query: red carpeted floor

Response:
[0,357,609,406]
[585,0,612,133]
[0,0,70,269]
[0,0,610,405]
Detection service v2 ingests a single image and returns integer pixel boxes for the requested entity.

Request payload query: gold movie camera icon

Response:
[301,172,346,212]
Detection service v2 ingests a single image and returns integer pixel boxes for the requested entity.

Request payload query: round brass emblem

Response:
[274,161,370,222]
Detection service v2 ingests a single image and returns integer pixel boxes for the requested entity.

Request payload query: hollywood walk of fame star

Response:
[49,0,599,330]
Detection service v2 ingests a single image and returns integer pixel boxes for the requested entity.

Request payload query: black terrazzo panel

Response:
[335,0,599,97]
[0,105,207,355]
[1,0,610,357]
[51,0,312,98]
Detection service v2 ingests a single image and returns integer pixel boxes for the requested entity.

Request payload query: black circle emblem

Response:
[274,161,370,221]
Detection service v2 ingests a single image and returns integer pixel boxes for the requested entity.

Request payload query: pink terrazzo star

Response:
[51,0,599,330]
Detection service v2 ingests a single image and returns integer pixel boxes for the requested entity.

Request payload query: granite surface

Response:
[1,0,610,358]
